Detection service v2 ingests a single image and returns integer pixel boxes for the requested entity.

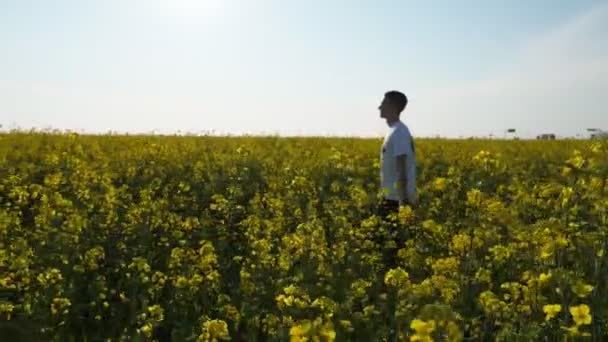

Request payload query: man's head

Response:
[379,90,408,121]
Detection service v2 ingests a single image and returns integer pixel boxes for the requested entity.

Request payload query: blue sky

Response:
[1,0,607,138]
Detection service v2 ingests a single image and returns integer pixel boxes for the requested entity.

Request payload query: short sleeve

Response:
[391,129,413,157]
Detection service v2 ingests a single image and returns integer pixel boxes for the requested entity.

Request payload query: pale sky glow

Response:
[1,0,607,138]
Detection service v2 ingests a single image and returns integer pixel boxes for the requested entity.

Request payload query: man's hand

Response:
[395,180,408,204]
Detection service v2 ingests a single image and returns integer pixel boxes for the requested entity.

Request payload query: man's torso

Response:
[380,121,417,203]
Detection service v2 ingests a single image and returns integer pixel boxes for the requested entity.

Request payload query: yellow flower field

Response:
[0,133,607,341]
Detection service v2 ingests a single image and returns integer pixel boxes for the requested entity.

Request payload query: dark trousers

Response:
[376,198,401,270]
[377,198,400,219]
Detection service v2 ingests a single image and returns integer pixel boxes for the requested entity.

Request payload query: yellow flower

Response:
[148,304,164,322]
[466,189,484,207]
[543,304,562,321]
[432,177,447,191]
[290,320,312,342]
[397,205,416,225]
[384,268,410,288]
[446,321,462,342]
[138,323,153,337]
[0,303,14,320]
[290,336,309,342]
[539,243,554,259]
[50,297,71,315]
[201,319,230,340]
[411,319,435,336]
[538,272,552,286]
[422,220,443,234]
[432,257,460,276]
[319,324,336,341]
[572,281,594,298]
[290,321,311,335]
[569,304,592,326]
[554,236,569,248]
[474,268,492,284]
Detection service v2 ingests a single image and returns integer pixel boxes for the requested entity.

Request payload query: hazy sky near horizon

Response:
[1,0,607,138]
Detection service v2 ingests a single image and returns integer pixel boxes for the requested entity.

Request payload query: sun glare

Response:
[165,0,224,17]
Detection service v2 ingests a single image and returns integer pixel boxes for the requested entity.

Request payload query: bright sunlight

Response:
[163,0,224,17]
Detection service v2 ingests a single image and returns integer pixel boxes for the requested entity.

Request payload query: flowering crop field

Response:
[1,133,607,341]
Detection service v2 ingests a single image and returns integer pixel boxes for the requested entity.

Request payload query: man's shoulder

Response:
[393,121,412,137]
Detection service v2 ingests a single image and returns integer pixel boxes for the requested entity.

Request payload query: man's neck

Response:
[386,117,400,127]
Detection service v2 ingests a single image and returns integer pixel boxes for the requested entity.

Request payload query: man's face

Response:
[378,96,396,120]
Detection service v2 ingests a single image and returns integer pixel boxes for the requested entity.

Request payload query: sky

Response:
[1,0,607,138]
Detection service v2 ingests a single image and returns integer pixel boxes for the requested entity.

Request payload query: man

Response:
[375,91,418,342]
[378,90,417,218]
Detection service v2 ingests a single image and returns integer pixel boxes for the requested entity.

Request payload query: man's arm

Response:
[395,154,408,205]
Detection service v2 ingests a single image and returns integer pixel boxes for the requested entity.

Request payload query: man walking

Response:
[378,90,417,218]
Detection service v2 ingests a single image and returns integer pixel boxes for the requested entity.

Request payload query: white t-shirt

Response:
[380,120,417,203]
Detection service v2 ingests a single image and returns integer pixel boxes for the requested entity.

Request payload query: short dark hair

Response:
[384,90,408,113]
